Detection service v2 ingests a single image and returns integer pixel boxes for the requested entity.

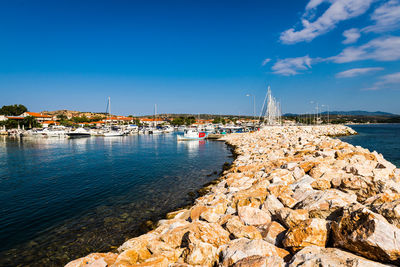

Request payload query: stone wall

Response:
[66,125,400,266]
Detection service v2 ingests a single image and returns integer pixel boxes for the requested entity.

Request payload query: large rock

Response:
[232,184,269,209]
[160,221,230,249]
[260,221,286,246]
[282,218,329,252]
[182,235,218,266]
[65,253,118,267]
[238,206,271,226]
[219,238,290,266]
[261,195,284,217]
[288,246,391,267]
[294,189,357,219]
[232,255,285,267]
[225,216,262,239]
[368,199,400,228]
[275,208,309,228]
[331,204,400,263]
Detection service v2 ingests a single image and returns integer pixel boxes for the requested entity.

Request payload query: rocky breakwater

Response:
[65,125,400,267]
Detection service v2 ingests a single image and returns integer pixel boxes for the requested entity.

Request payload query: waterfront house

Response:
[41,121,60,128]
[140,118,165,126]
[21,112,54,123]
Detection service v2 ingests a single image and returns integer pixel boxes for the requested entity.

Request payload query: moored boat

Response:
[177,129,207,141]
[66,128,91,138]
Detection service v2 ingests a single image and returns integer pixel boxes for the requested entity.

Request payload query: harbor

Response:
[1,0,400,266]
[64,124,400,266]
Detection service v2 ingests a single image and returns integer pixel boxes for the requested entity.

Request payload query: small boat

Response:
[42,126,67,137]
[177,129,207,141]
[103,131,124,137]
[66,128,91,138]
[149,127,163,134]
[163,125,174,133]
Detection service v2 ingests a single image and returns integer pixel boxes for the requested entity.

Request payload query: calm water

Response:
[0,133,232,266]
[340,124,400,167]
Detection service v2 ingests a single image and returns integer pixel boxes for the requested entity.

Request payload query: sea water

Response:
[0,133,232,266]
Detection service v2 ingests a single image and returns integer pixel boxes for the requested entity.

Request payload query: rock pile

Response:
[66,125,400,267]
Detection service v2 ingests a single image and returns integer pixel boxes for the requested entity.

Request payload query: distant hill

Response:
[284,111,397,117]
[320,111,397,116]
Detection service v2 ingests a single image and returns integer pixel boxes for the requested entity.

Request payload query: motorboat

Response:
[163,125,174,133]
[149,127,163,134]
[42,126,67,137]
[103,131,124,137]
[177,129,207,141]
[205,124,215,132]
[66,128,91,138]
[177,125,187,132]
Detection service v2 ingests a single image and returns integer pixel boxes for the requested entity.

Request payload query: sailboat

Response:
[149,104,163,134]
[103,97,124,137]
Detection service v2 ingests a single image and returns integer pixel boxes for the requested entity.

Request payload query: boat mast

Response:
[108,96,111,126]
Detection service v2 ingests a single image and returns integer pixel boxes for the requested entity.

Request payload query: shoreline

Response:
[66,125,400,266]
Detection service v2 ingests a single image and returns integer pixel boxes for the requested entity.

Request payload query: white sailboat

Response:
[149,104,163,134]
[103,97,124,137]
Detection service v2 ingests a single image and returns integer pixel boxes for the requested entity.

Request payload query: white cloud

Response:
[364,0,400,33]
[271,56,312,75]
[342,28,361,44]
[366,72,400,90]
[331,36,400,63]
[280,0,374,44]
[336,67,383,78]
[262,58,271,66]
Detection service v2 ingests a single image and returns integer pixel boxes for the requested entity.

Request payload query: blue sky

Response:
[1,0,399,115]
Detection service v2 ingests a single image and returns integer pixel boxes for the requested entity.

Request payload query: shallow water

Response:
[339,124,400,167]
[0,133,232,266]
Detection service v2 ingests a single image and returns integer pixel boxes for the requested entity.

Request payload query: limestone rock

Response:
[146,240,183,262]
[332,205,400,263]
[294,189,357,219]
[277,188,298,208]
[276,208,309,228]
[261,194,284,217]
[282,218,329,252]
[288,246,391,267]
[65,253,118,267]
[238,206,271,226]
[232,185,268,209]
[225,216,262,239]
[183,235,218,266]
[219,238,289,266]
[232,255,285,267]
[261,221,286,246]
[160,221,230,249]
[370,199,400,228]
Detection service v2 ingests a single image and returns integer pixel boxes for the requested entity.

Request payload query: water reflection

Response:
[0,133,232,266]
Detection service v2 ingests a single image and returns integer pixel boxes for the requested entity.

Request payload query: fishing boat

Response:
[177,129,207,141]
[66,128,91,138]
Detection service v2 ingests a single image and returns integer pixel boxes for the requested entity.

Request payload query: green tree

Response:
[171,117,185,126]
[22,116,41,128]
[0,104,28,116]
[57,114,67,120]
[184,116,196,125]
